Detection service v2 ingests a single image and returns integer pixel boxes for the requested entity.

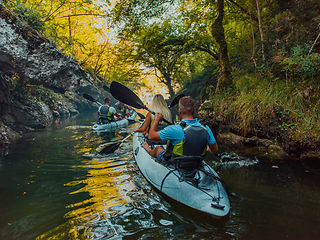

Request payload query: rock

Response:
[8,99,52,129]
[267,145,287,158]
[0,5,94,93]
[300,151,320,161]
[0,4,102,149]
[218,133,245,147]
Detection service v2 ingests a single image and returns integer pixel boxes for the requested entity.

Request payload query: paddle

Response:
[169,93,185,108]
[110,81,173,125]
[103,84,146,120]
[98,132,134,154]
[83,93,102,105]
[103,85,110,93]
[136,112,146,119]
[98,91,183,154]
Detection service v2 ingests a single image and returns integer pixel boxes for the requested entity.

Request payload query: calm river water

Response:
[0,111,320,240]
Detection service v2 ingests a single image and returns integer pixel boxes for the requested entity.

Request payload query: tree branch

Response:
[307,31,320,58]
[228,0,259,23]
[47,13,106,21]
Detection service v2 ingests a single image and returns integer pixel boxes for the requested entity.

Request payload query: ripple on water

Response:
[61,140,183,239]
[212,152,259,168]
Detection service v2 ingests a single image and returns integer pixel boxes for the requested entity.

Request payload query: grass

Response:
[202,71,320,142]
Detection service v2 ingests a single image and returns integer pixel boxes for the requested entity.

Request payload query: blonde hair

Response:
[151,94,172,122]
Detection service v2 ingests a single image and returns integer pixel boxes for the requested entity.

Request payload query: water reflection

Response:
[0,112,320,240]
[37,154,136,239]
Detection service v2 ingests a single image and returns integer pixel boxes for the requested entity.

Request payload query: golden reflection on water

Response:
[37,152,136,239]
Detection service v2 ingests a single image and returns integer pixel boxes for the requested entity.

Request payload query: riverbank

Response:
[198,73,320,163]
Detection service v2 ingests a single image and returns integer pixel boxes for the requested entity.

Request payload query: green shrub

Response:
[277,45,320,82]
[204,72,320,140]
[6,1,45,33]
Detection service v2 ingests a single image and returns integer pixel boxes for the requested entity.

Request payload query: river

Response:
[0,111,319,239]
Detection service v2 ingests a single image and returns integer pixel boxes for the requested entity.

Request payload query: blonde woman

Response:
[134,94,172,136]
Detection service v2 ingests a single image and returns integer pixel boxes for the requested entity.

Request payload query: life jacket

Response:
[149,119,167,132]
[165,121,208,160]
[99,105,114,121]
[116,102,127,117]
[160,121,208,185]
[120,108,127,117]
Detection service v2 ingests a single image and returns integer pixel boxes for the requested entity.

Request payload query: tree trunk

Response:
[249,0,257,67]
[162,72,175,97]
[68,6,72,39]
[210,0,233,91]
[256,0,266,62]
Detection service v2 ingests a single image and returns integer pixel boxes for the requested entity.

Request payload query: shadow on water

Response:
[0,111,320,239]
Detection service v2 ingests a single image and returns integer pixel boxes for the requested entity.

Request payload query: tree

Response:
[108,0,234,90]
[131,21,187,96]
[210,0,233,91]
[80,39,142,85]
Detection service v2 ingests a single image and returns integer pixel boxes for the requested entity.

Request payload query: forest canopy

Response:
[5,0,320,95]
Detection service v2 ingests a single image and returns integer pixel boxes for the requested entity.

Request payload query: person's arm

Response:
[134,113,151,132]
[207,143,218,154]
[126,106,132,116]
[148,113,163,142]
[206,125,218,154]
[110,107,121,119]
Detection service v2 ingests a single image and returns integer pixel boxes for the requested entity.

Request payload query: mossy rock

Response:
[300,151,320,161]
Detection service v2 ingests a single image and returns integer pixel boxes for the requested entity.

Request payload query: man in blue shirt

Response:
[143,96,218,161]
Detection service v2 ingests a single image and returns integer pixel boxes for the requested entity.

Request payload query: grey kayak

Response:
[132,132,231,218]
[92,110,137,131]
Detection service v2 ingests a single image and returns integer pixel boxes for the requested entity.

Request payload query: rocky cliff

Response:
[0,4,103,151]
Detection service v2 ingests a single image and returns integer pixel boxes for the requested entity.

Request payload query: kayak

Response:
[92,109,137,131]
[132,132,231,218]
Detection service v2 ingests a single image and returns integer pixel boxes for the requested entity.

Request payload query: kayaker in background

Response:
[115,101,132,118]
[134,94,172,136]
[98,97,123,123]
[143,96,218,161]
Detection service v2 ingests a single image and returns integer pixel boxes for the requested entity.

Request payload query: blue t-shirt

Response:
[158,119,216,146]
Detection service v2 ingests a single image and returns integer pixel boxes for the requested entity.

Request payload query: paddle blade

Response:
[169,93,185,108]
[110,81,145,109]
[103,85,110,92]
[98,142,120,154]
[83,93,96,103]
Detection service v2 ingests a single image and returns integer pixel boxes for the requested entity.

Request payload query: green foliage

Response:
[204,72,320,140]
[130,20,188,95]
[263,0,320,81]
[182,60,219,101]
[6,1,45,32]
[108,0,173,37]
[26,85,64,108]
[277,45,320,81]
